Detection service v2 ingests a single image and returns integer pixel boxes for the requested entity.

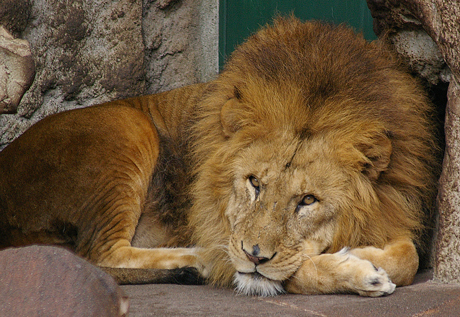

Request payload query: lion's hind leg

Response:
[30,105,207,282]
[64,107,208,280]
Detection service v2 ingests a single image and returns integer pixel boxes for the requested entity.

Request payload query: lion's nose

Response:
[244,249,270,265]
[241,242,276,265]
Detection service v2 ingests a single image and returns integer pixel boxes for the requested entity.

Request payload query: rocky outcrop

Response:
[366,0,460,283]
[0,27,34,114]
[0,0,217,149]
[0,246,129,316]
[437,77,460,283]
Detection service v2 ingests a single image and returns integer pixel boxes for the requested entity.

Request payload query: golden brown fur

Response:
[188,18,437,291]
[0,18,437,296]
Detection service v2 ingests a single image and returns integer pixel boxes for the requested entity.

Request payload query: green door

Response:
[219,0,376,68]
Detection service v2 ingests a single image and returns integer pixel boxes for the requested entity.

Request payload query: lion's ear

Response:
[220,98,247,136]
[355,132,393,181]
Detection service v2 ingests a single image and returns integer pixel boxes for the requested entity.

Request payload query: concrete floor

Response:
[121,270,460,316]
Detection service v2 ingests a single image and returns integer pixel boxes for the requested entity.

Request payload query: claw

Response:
[337,247,350,255]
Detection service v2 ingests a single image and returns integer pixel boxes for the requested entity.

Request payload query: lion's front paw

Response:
[355,267,396,297]
[141,247,210,278]
[284,249,396,296]
[187,247,210,279]
[338,250,395,297]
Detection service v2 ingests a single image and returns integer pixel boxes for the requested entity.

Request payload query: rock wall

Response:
[0,27,34,114]
[367,0,460,283]
[0,0,218,149]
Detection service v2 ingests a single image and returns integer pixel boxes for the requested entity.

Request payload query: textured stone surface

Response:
[0,0,145,148]
[0,245,129,316]
[0,0,218,149]
[367,0,451,85]
[122,270,460,317]
[0,0,32,38]
[0,27,35,114]
[366,0,460,283]
[437,77,460,283]
[390,29,450,85]
[142,0,218,94]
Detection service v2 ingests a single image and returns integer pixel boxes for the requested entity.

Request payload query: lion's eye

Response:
[299,195,317,207]
[301,195,317,205]
[249,176,260,194]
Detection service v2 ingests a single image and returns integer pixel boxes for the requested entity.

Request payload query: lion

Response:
[0,17,438,297]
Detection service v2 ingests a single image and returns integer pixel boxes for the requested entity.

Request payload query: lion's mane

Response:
[187,17,438,286]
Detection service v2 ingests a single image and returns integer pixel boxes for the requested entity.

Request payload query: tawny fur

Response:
[0,17,438,296]
[188,18,438,287]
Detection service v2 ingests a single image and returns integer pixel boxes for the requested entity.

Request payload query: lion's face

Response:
[225,130,362,296]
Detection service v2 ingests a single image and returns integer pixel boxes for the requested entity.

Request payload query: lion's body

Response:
[0,18,437,296]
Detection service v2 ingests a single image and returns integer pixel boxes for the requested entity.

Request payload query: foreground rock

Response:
[0,245,129,316]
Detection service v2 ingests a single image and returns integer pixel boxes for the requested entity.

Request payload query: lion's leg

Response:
[285,238,417,296]
[284,249,396,297]
[348,238,419,286]
[65,107,206,275]
[96,240,203,271]
[79,201,204,272]
[1,103,206,281]
[79,188,207,279]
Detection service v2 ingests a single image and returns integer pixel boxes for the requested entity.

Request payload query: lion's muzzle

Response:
[242,242,277,266]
